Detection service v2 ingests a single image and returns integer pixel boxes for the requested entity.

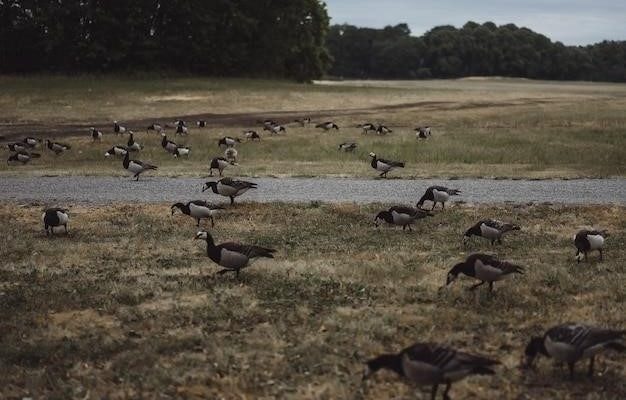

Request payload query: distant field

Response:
[1,202,624,398]
[0,76,625,178]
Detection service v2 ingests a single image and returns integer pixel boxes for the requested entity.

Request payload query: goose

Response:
[161,134,178,154]
[243,130,260,141]
[523,323,625,379]
[7,151,40,164]
[224,147,238,163]
[195,230,275,278]
[259,119,277,127]
[171,201,224,227]
[104,145,128,157]
[338,142,357,152]
[174,146,191,158]
[176,125,188,135]
[415,126,432,139]
[146,123,163,133]
[218,136,241,148]
[90,127,103,141]
[574,229,606,263]
[122,151,157,181]
[315,121,339,131]
[209,157,234,176]
[202,178,257,205]
[42,208,69,235]
[364,342,499,400]
[113,121,126,135]
[374,206,433,231]
[445,253,524,291]
[294,117,311,126]
[196,120,207,128]
[126,132,143,152]
[46,140,71,155]
[417,186,461,210]
[6,142,27,152]
[359,122,377,135]
[22,137,40,148]
[369,152,404,178]
[376,124,392,135]
[174,119,186,127]
[264,124,286,134]
[463,219,521,246]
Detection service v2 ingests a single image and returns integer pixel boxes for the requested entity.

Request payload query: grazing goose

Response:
[574,230,606,263]
[45,140,71,155]
[463,219,521,246]
[523,323,625,379]
[146,123,162,134]
[264,124,286,134]
[113,121,127,135]
[224,147,238,163]
[196,120,207,128]
[195,230,275,278]
[7,151,40,164]
[294,117,311,126]
[174,146,191,158]
[104,145,128,157]
[415,126,432,139]
[374,206,433,231]
[171,201,224,227]
[259,119,277,128]
[445,253,524,291]
[209,157,234,176]
[7,142,27,152]
[122,151,157,181]
[243,130,260,141]
[315,121,339,131]
[338,142,357,152]
[90,127,103,142]
[22,137,40,148]
[218,136,241,148]
[42,208,69,235]
[369,152,404,178]
[161,134,178,154]
[359,122,377,135]
[174,119,186,127]
[376,124,392,135]
[364,342,499,400]
[126,132,143,152]
[202,177,257,205]
[176,125,188,135]
[417,186,461,210]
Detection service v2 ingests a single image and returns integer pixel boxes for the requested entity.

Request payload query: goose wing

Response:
[548,324,625,350]
[378,158,404,167]
[220,242,275,259]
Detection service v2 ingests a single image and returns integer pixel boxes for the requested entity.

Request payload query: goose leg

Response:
[587,357,594,378]
[196,219,200,227]
[45,224,50,236]
[584,252,588,262]
[568,362,575,380]
[430,384,438,400]
[442,382,452,400]
[469,281,485,291]
[576,250,581,264]
[431,203,436,211]
[229,196,235,205]
[210,216,215,228]
[441,202,445,210]
[598,249,603,261]
[64,224,68,234]
[489,282,494,291]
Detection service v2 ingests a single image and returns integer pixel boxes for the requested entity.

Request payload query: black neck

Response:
[368,354,403,377]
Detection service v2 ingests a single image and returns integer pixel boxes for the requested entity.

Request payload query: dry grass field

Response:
[1,201,624,399]
[1,76,625,178]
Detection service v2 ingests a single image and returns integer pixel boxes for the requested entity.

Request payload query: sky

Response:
[324,0,626,45]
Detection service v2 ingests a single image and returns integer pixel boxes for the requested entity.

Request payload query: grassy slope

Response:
[0,76,625,178]
[1,202,624,399]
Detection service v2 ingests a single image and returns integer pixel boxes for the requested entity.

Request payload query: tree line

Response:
[0,0,331,81]
[1,1,624,82]
[327,22,626,82]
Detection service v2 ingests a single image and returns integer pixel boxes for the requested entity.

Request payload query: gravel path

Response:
[0,176,624,205]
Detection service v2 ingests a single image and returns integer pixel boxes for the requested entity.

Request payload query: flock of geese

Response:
[6,116,623,399]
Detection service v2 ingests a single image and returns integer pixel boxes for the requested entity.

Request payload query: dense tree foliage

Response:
[327,22,626,82]
[0,0,331,81]
[1,2,624,83]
